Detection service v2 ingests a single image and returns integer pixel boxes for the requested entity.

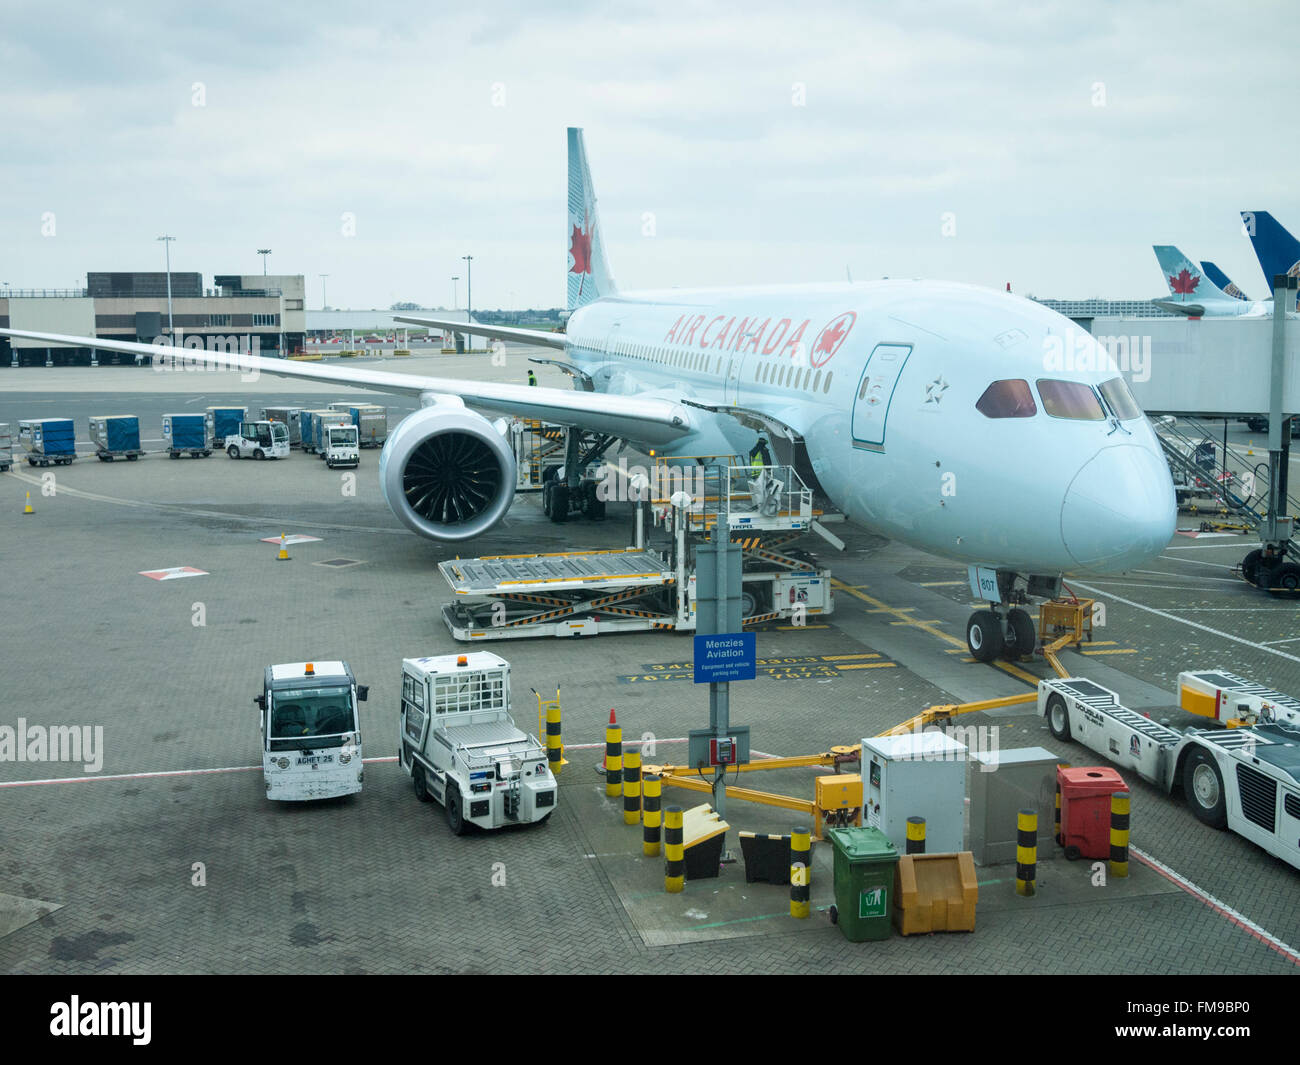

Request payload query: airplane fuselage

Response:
[566,279,1176,577]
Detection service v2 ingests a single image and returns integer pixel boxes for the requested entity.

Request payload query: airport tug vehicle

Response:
[1039,674,1300,871]
[398,652,556,834]
[255,661,368,801]
[226,419,290,460]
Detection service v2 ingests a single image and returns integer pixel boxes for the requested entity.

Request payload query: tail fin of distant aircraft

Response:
[1241,211,1300,298]
[567,128,617,311]
[1153,246,1230,303]
[1199,261,1247,300]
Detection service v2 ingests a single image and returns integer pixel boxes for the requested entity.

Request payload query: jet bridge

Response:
[438,461,839,641]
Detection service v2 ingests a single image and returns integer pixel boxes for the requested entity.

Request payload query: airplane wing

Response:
[392,315,567,350]
[0,328,693,446]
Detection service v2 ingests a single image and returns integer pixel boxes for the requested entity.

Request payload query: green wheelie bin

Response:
[828,827,899,941]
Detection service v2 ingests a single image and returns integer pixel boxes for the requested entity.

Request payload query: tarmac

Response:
[1,348,1299,974]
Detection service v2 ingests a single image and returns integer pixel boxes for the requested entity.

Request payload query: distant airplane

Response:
[1241,210,1300,309]
[1,129,1177,663]
[1152,246,1273,317]
[1199,261,1246,300]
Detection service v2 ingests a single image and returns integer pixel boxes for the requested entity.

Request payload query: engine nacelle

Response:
[379,405,516,541]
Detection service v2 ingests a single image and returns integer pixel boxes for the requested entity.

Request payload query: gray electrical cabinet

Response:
[860,733,967,854]
[968,746,1060,866]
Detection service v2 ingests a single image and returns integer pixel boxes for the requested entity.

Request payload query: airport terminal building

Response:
[0,271,306,365]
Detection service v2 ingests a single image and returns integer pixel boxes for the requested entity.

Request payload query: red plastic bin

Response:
[1057,766,1127,860]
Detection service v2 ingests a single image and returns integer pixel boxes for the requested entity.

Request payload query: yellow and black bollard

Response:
[1016,808,1037,897]
[664,807,684,893]
[623,749,642,825]
[790,826,811,918]
[1109,791,1130,879]
[906,816,926,854]
[1054,780,1062,844]
[642,774,662,856]
[544,692,563,775]
[604,709,622,798]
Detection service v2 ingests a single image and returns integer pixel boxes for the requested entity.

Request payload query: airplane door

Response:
[725,351,747,405]
[851,344,912,451]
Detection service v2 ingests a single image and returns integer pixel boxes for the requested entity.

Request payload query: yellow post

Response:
[905,816,926,854]
[1109,791,1130,879]
[642,774,662,856]
[623,749,642,825]
[664,806,684,893]
[790,826,811,918]
[604,710,622,797]
[1016,808,1037,897]
[536,688,565,774]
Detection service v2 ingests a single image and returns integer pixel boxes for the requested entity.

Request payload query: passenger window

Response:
[823,371,832,393]
[813,370,822,393]
[976,379,1037,419]
[858,375,870,400]
[1036,379,1105,420]
[1099,377,1142,420]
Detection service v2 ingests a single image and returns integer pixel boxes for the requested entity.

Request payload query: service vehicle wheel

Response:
[445,785,467,836]
[227,446,240,459]
[828,904,838,925]
[1183,747,1227,829]
[412,764,430,803]
[1063,845,1081,861]
[550,484,569,524]
[966,610,1003,662]
[169,452,179,460]
[1268,562,1300,594]
[253,449,265,460]
[126,454,138,461]
[1002,607,1035,660]
[1241,549,1263,585]
[1046,694,1071,741]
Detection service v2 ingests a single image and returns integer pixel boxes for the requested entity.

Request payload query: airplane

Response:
[0,127,1177,664]
[1151,245,1274,317]
[1241,210,1300,309]
[1199,261,1247,300]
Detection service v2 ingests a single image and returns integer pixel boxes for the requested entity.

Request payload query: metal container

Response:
[162,413,212,457]
[88,415,143,460]
[260,407,302,447]
[205,406,247,446]
[18,419,76,465]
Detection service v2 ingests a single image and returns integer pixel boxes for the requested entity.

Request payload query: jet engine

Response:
[379,403,516,541]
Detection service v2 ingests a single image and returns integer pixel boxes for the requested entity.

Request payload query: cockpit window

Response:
[976,379,1037,419]
[1036,379,1105,420]
[1098,377,1142,421]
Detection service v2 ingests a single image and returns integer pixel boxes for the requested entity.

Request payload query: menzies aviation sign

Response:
[693,633,757,683]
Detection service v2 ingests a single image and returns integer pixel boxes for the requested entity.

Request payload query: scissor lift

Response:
[438,462,838,641]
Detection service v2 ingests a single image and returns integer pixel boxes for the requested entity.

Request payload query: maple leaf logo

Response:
[809,311,856,367]
[569,213,593,276]
[1168,268,1199,296]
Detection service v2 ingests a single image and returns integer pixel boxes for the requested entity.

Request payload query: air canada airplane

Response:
[1,128,1176,663]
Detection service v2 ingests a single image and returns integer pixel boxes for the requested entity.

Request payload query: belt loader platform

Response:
[1040,676,1300,871]
[439,462,837,641]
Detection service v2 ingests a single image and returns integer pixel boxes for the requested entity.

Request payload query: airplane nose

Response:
[1060,445,1176,571]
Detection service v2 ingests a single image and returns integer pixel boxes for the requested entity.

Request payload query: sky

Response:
[1,0,1296,310]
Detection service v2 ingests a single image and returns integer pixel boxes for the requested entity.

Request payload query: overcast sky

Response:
[1,0,1295,310]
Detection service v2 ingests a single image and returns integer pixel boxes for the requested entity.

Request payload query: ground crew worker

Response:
[527,369,537,387]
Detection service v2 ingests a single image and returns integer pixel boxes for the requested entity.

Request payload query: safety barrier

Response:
[642,774,662,856]
[1016,809,1037,897]
[623,749,642,825]
[1110,791,1130,878]
[604,710,622,797]
[906,816,926,854]
[790,827,811,918]
[664,807,684,893]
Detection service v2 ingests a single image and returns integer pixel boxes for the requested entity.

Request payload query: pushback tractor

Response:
[398,652,556,834]
[1040,675,1300,870]
[255,661,369,801]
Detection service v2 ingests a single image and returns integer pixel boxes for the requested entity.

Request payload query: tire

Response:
[1046,693,1072,741]
[1183,747,1227,829]
[582,482,606,520]
[541,464,560,486]
[828,904,838,925]
[1242,549,1263,585]
[169,452,179,460]
[550,484,569,524]
[227,445,240,459]
[253,449,264,460]
[445,785,467,836]
[412,764,430,803]
[97,454,107,462]
[1247,417,1268,434]
[1268,562,1300,594]
[126,454,138,461]
[966,610,1004,662]
[1064,845,1082,861]
[1002,607,1036,660]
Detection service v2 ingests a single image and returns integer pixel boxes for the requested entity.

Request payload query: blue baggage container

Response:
[89,415,142,457]
[206,406,246,444]
[18,418,76,464]
[162,413,212,456]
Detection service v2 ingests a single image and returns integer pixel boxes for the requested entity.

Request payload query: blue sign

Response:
[693,632,757,683]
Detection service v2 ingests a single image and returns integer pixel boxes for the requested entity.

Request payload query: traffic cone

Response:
[276,532,290,561]
[23,492,33,515]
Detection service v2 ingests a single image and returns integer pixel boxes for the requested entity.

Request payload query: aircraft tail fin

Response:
[1153,245,1229,302]
[1241,210,1300,292]
[567,127,617,311]
[1199,261,1246,300]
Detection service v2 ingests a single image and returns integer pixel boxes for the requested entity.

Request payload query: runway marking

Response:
[1130,845,1300,968]
[1073,582,1300,666]
[869,606,914,614]
[1081,648,1138,656]
[1132,570,1243,584]
[1159,554,1237,570]
[1167,542,1260,551]
[918,580,966,587]
[836,662,897,670]
[776,624,830,630]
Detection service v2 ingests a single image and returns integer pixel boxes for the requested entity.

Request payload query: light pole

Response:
[157,235,175,340]
[461,255,473,325]
[451,275,459,310]
[320,274,329,310]
[258,248,272,276]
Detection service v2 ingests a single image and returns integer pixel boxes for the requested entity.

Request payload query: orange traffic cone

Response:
[23,492,34,515]
[276,532,290,561]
